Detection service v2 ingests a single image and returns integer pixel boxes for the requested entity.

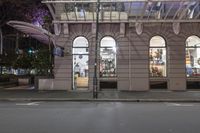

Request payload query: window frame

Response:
[100,36,117,78]
[72,36,89,55]
[72,36,89,90]
[185,35,200,78]
[149,36,167,78]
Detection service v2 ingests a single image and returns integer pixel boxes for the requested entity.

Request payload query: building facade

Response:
[39,0,200,91]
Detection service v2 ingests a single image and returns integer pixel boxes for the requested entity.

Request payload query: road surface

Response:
[0,102,200,133]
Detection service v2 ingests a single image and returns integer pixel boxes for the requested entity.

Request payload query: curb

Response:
[1,98,200,102]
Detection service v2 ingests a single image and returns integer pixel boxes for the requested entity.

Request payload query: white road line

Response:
[16,102,41,106]
[165,103,194,107]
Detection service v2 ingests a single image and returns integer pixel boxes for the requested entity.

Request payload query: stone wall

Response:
[39,22,200,91]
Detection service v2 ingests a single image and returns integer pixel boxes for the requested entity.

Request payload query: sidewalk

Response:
[0,86,200,102]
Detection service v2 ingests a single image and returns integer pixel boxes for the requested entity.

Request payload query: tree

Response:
[12,45,52,76]
[0,0,35,59]
[0,0,51,53]
[0,51,17,67]
[0,0,39,39]
[12,53,33,70]
[0,0,52,74]
[26,4,50,27]
[32,48,52,76]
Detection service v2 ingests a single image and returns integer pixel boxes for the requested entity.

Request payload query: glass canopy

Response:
[7,21,55,46]
[42,0,200,23]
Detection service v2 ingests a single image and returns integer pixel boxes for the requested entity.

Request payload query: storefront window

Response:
[186,36,200,77]
[100,36,116,77]
[149,36,167,77]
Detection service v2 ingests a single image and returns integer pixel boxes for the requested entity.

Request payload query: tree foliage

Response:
[0,51,17,67]
[0,0,53,76]
[0,0,46,26]
[32,48,52,76]
[1,0,32,27]
[12,46,52,76]
[12,53,33,70]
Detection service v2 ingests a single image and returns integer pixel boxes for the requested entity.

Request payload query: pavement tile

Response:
[0,86,200,102]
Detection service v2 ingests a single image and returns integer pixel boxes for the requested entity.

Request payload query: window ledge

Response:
[99,77,117,81]
[150,78,168,81]
[187,78,200,81]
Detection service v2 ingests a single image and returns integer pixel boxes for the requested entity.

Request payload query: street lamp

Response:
[93,0,100,99]
[44,17,53,76]
[0,28,3,55]
[0,28,3,74]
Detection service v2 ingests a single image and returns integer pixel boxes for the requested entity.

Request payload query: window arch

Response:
[100,36,117,77]
[149,36,167,77]
[186,35,200,77]
[73,36,89,55]
[73,36,88,47]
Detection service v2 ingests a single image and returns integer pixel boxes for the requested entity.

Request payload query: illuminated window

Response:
[100,36,117,77]
[72,37,89,90]
[149,36,167,77]
[186,35,200,77]
[73,36,89,54]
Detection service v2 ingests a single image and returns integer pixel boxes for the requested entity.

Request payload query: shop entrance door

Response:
[73,55,89,90]
[72,36,89,90]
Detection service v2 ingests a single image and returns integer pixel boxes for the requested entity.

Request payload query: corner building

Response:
[39,0,200,91]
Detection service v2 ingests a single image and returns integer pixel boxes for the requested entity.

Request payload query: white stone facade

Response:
[38,22,200,91]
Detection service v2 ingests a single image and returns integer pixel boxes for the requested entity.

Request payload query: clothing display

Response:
[150,48,166,77]
[100,58,116,77]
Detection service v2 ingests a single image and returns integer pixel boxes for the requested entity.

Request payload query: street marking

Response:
[16,102,41,106]
[165,103,194,107]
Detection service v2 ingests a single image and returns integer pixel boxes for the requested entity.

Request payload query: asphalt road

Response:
[0,102,200,133]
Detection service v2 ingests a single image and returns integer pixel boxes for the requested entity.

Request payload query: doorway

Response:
[72,37,89,90]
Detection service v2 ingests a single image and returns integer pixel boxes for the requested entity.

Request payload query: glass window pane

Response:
[186,35,200,47]
[150,36,165,47]
[101,37,116,47]
[100,47,116,77]
[149,48,166,77]
[73,37,88,47]
[73,55,89,89]
[73,48,88,54]
[186,47,200,77]
[73,55,89,78]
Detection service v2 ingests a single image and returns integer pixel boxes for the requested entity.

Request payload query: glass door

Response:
[73,55,89,90]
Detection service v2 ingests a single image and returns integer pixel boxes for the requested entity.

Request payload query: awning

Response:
[7,21,55,46]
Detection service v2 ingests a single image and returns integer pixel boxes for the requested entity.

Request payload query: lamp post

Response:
[0,28,2,74]
[44,17,53,76]
[0,28,2,55]
[93,0,100,99]
[48,23,52,75]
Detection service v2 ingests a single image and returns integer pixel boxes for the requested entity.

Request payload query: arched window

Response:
[149,36,167,77]
[72,36,89,90]
[100,36,117,77]
[73,36,89,54]
[186,35,200,77]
